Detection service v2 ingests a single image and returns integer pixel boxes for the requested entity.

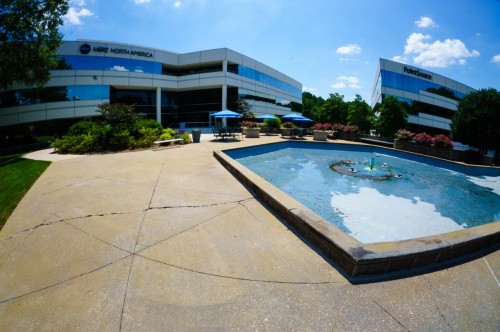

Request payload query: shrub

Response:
[178,131,191,144]
[394,129,415,141]
[344,125,359,133]
[67,121,98,136]
[131,119,163,138]
[264,118,281,129]
[413,132,434,146]
[332,123,346,132]
[311,123,333,131]
[434,134,454,148]
[241,120,258,128]
[282,121,294,128]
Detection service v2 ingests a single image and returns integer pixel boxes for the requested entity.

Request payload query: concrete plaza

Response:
[0,134,498,331]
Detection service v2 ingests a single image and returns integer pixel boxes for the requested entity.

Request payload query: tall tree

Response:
[451,88,500,153]
[374,96,408,137]
[301,91,325,121]
[347,94,373,133]
[320,92,348,124]
[0,0,69,89]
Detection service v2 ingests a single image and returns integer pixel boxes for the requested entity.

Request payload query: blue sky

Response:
[60,0,500,102]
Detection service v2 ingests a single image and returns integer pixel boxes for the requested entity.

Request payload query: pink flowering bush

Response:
[344,125,359,133]
[332,123,346,132]
[311,123,333,131]
[433,134,454,148]
[394,129,415,141]
[413,132,434,146]
[241,120,258,128]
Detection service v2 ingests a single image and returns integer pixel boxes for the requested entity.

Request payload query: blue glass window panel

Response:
[380,70,463,101]
[61,56,162,74]
[67,85,110,101]
[237,65,301,99]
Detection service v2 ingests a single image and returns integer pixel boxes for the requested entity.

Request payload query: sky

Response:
[60,0,500,102]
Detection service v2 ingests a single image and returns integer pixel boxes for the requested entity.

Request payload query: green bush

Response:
[178,131,191,143]
[67,121,98,136]
[132,119,163,138]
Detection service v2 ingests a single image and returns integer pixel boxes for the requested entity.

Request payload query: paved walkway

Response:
[0,134,498,331]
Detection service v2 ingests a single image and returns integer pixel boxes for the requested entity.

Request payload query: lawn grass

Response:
[0,153,51,231]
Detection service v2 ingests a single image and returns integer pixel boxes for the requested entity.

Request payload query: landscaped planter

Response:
[394,140,465,162]
[394,139,410,150]
[281,128,292,136]
[313,130,329,141]
[245,127,261,138]
[336,132,359,142]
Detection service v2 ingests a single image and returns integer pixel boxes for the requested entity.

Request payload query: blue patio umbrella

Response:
[257,114,278,120]
[211,109,241,127]
[281,113,302,120]
[211,109,242,118]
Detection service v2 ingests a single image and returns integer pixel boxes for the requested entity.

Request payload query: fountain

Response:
[329,156,394,181]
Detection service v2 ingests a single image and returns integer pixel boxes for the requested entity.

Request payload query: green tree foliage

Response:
[320,93,348,124]
[96,102,142,130]
[374,96,408,137]
[451,88,500,152]
[301,92,325,121]
[347,94,374,133]
[0,0,69,89]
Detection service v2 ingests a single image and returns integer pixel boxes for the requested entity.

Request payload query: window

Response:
[59,56,162,74]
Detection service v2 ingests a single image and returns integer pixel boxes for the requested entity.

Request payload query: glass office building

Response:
[371,58,476,133]
[0,40,302,129]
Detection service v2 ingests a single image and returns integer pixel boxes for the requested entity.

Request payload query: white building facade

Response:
[0,40,302,129]
[372,58,476,133]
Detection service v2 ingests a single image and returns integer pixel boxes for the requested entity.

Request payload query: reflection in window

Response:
[237,65,301,99]
[380,70,464,100]
[59,56,162,74]
[0,85,109,108]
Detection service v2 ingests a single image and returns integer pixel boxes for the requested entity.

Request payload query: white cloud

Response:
[492,54,500,63]
[403,32,479,68]
[331,76,361,89]
[134,0,151,4]
[392,55,408,64]
[331,82,346,89]
[69,0,87,6]
[415,16,437,28]
[64,7,94,25]
[303,86,318,93]
[173,1,182,8]
[336,44,362,55]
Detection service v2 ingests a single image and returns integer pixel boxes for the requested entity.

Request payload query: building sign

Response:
[79,43,154,58]
[403,66,432,81]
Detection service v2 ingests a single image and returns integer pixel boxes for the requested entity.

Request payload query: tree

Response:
[347,94,374,133]
[0,0,69,89]
[320,93,348,124]
[301,91,325,121]
[451,88,500,153]
[374,96,408,137]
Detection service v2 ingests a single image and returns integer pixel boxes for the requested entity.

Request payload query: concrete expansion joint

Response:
[134,253,342,286]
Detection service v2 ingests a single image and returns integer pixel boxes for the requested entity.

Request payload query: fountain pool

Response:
[224,142,499,243]
[215,141,500,276]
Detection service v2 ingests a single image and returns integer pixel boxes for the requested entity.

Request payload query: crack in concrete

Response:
[0,198,253,243]
[356,285,410,331]
[423,275,454,331]
[0,256,130,305]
